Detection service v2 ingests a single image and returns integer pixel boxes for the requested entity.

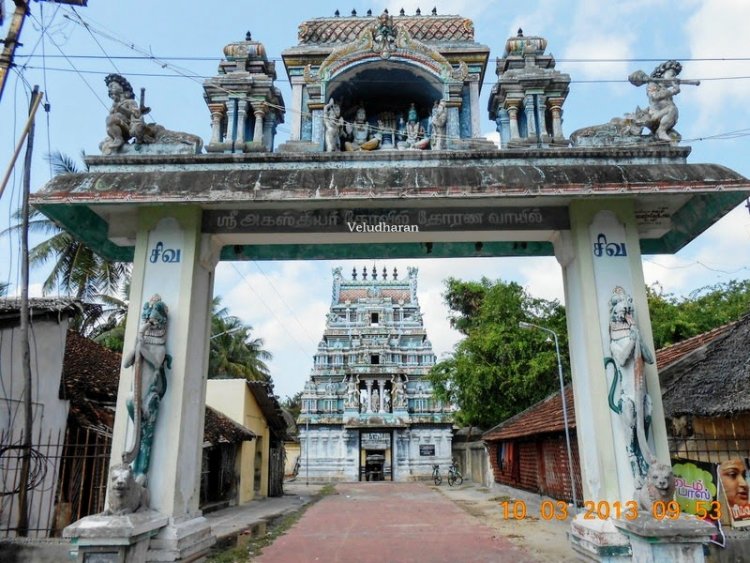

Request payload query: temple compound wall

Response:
[298,266,453,481]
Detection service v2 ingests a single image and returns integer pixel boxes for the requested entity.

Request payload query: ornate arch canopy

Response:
[281,10,490,150]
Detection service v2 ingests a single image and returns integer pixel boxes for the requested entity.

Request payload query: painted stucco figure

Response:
[100,74,203,155]
[393,375,407,409]
[123,294,171,485]
[399,104,429,150]
[430,99,448,150]
[100,74,148,155]
[344,107,381,151]
[346,376,359,408]
[323,98,344,152]
[605,286,656,485]
[570,60,698,147]
[373,11,396,58]
[629,60,691,142]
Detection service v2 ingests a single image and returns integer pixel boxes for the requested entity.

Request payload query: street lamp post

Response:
[519,321,579,510]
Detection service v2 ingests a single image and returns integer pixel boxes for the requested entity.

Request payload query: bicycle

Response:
[447,461,463,487]
[432,464,442,485]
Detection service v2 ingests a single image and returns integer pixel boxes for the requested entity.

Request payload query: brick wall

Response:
[486,433,582,504]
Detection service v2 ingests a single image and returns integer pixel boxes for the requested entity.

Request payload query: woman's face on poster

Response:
[720,458,749,506]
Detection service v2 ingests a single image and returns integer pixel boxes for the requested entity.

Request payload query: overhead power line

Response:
[14,54,750,64]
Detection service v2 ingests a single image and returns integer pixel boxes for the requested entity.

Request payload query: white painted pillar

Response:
[290,78,304,141]
[236,101,247,145]
[366,380,373,414]
[378,380,385,413]
[555,199,670,558]
[253,104,266,145]
[507,101,521,141]
[111,206,220,559]
[469,78,480,137]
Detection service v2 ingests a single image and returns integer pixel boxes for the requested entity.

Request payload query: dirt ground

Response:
[436,482,580,562]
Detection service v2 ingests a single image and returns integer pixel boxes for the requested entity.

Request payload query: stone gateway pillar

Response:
[555,200,714,561]
[65,206,219,561]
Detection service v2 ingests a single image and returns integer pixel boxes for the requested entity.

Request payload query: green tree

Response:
[208,297,272,382]
[282,391,303,423]
[647,280,750,348]
[429,278,568,429]
[2,151,131,304]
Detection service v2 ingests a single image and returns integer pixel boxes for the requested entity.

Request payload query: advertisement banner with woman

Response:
[718,457,750,528]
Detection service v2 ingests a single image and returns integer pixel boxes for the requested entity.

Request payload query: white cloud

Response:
[684,0,750,131]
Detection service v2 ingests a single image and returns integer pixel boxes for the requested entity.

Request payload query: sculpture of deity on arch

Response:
[344,106,381,151]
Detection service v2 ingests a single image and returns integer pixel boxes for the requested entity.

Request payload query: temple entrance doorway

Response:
[360,431,393,482]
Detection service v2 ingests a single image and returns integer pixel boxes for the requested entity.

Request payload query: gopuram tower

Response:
[298,266,452,481]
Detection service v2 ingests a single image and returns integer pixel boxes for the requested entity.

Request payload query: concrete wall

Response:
[0,319,70,537]
[452,440,492,487]
[284,441,300,476]
[205,379,269,501]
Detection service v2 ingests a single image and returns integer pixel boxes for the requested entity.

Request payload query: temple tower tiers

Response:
[298,266,453,481]
[488,29,571,148]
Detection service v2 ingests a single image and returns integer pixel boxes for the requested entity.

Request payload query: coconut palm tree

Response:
[1,152,131,335]
[208,297,272,382]
[21,151,131,301]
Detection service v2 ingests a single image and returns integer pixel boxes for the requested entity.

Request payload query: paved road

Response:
[256,482,539,562]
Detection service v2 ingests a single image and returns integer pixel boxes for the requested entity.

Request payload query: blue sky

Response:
[2,1,750,400]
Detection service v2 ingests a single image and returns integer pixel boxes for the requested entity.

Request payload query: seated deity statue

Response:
[399,104,430,150]
[345,107,381,151]
[100,74,202,155]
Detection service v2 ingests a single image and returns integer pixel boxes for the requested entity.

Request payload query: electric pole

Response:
[0,1,89,104]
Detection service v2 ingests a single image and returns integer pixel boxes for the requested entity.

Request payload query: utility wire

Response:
[229,263,315,361]
[15,63,750,86]
[15,54,750,64]
[28,12,108,110]
[251,260,320,348]
[69,7,121,75]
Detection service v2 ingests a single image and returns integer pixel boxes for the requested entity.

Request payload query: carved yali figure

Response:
[123,294,171,485]
[100,73,203,155]
[635,462,676,511]
[604,287,656,484]
[102,464,149,516]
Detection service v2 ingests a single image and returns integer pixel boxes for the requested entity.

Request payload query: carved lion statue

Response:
[102,464,149,516]
[635,462,676,511]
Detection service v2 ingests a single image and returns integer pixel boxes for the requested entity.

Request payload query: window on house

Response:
[371,354,380,365]
[371,313,379,325]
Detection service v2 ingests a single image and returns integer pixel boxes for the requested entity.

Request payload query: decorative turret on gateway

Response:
[298,266,453,481]
[488,29,571,148]
[280,9,494,153]
[203,32,286,153]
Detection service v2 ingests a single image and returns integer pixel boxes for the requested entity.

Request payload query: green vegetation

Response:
[209,297,272,382]
[429,277,568,429]
[431,276,750,430]
[647,280,750,349]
